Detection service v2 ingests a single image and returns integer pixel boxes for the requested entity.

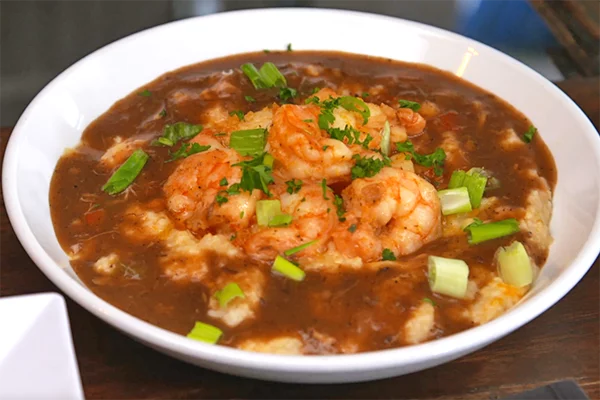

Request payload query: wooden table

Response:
[1,78,599,399]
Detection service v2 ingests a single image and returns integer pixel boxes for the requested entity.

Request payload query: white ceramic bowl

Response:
[4,8,600,383]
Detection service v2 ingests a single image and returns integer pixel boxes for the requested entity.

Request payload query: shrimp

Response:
[397,108,426,136]
[332,168,442,262]
[163,134,261,234]
[268,103,355,182]
[242,182,338,262]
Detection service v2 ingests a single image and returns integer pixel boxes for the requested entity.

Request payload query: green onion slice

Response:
[380,120,391,156]
[284,240,318,256]
[339,96,370,124]
[263,153,274,168]
[464,218,520,244]
[256,199,282,226]
[229,129,267,156]
[437,187,472,216]
[241,62,287,89]
[495,241,533,287]
[268,214,293,227]
[272,255,305,281]
[101,149,149,195]
[214,283,245,308]
[186,322,223,344]
[428,255,469,299]
[448,169,488,208]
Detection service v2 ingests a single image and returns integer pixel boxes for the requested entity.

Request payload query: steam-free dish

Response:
[49,50,556,354]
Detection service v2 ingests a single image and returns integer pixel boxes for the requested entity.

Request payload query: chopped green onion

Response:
[448,169,488,208]
[268,214,293,227]
[522,125,536,143]
[186,322,223,344]
[495,241,533,287]
[214,283,245,308]
[263,153,274,168]
[437,187,472,216]
[102,149,149,195]
[339,96,370,124]
[448,170,467,189]
[380,120,391,156]
[398,99,421,111]
[256,200,282,226]
[272,256,305,281]
[464,218,520,244]
[152,122,203,147]
[229,129,266,156]
[241,62,287,89]
[428,255,469,299]
[284,240,318,256]
[382,248,396,261]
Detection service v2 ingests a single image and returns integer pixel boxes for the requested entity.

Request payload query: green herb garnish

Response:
[215,193,229,205]
[167,143,211,162]
[244,95,256,103]
[138,89,152,97]
[398,99,421,111]
[219,178,228,186]
[279,87,298,102]
[232,153,274,195]
[152,122,203,147]
[229,129,267,156]
[285,179,303,194]
[351,154,391,180]
[522,125,536,143]
[229,110,245,121]
[241,62,287,89]
[396,141,446,176]
[321,179,329,200]
[159,109,167,118]
[333,195,346,222]
[102,149,149,195]
[382,248,397,261]
[348,224,357,233]
[286,43,293,51]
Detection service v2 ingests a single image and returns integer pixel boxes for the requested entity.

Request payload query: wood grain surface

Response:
[1,78,598,399]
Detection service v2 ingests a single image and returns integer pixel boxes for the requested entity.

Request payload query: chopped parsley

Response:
[214,132,227,137]
[328,125,373,149]
[244,95,256,103]
[351,154,391,180]
[333,195,346,222]
[166,142,211,162]
[279,87,298,102]
[398,99,421,111]
[229,110,245,121]
[382,248,396,261]
[348,224,357,233]
[311,87,321,95]
[219,177,228,186]
[303,119,313,123]
[226,183,241,195]
[215,193,228,205]
[321,179,330,200]
[362,92,370,97]
[522,125,536,143]
[263,49,271,54]
[322,145,329,151]
[232,153,274,195]
[286,43,293,51]
[230,233,237,241]
[396,141,446,176]
[285,179,303,194]
[159,109,167,118]
[152,122,203,147]
[138,89,152,97]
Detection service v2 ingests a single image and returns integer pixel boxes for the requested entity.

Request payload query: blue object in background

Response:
[457,0,558,49]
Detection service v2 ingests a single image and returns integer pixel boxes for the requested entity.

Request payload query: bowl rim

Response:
[4,7,600,374]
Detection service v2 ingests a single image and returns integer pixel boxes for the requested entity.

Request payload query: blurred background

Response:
[1,0,598,126]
